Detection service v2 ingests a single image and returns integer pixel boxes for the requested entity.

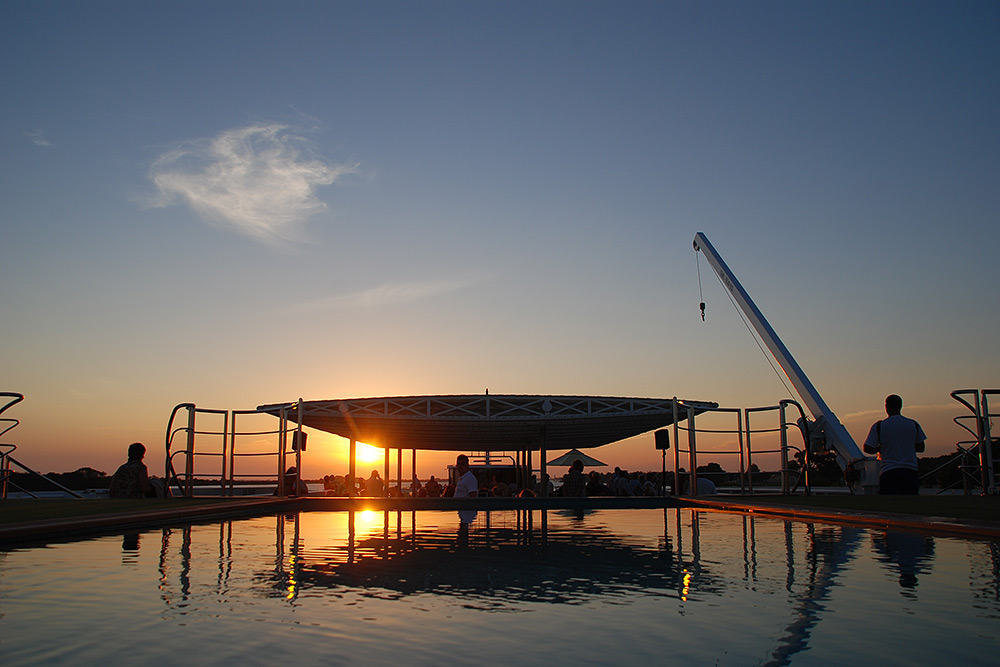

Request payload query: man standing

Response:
[560,459,587,497]
[454,454,478,525]
[454,454,478,498]
[863,394,926,495]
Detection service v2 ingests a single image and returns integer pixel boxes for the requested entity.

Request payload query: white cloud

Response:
[149,123,357,243]
[285,279,472,313]
[24,129,51,147]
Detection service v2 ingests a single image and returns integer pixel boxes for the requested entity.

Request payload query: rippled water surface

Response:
[1,509,998,665]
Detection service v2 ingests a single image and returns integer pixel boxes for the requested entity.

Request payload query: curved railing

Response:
[1,392,25,498]
[164,402,302,497]
[1,393,84,499]
[671,398,815,496]
[949,389,998,495]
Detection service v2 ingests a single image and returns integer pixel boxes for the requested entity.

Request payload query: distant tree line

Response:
[6,444,995,494]
[4,467,110,492]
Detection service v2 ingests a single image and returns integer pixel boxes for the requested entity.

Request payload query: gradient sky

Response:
[2,1,997,480]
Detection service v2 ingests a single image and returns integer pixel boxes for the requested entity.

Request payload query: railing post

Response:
[744,408,754,494]
[184,406,196,498]
[221,410,229,496]
[396,447,402,496]
[278,407,287,496]
[737,409,746,493]
[295,398,304,494]
[383,444,390,498]
[672,398,681,496]
[1,452,9,500]
[688,406,698,496]
[779,403,790,495]
[228,412,237,497]
[348,437,357,498]
[980,391,996,495]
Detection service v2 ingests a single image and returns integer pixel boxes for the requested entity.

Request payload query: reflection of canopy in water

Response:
[256,394,716,451]
[281,511,686,605]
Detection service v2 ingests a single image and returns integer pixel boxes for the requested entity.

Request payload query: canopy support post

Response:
[348,438,356,498]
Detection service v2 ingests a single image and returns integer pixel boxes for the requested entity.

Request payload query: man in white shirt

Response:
[863,394,926,495]
[454,454,478,524]
[454,454,479,497]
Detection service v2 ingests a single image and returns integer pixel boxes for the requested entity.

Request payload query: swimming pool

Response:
[1,508,997,665]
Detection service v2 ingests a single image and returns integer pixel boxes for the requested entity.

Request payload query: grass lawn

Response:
[724,494,1000,523]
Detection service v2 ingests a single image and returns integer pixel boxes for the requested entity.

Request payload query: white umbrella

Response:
[547,448,607,467]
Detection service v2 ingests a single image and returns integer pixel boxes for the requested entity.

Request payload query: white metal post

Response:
[185,406,196,498]
[672,398,681,496]
[980,391,996,494]
[688,406,698,496]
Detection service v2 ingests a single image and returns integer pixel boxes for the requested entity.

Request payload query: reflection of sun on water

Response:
[356,509,386,535]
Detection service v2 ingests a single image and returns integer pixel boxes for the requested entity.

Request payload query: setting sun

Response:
[356,443,384,465]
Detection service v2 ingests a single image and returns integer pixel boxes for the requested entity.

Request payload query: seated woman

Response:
[109,443,155,498]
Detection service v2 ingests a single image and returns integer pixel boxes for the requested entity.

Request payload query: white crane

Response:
[693,232,879,493]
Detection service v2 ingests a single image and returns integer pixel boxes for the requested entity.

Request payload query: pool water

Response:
[1,508,997,665]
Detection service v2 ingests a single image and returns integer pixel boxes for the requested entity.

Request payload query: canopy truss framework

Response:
[256,394,718,453]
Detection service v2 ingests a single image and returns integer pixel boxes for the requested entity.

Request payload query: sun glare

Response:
[356,443,384,465]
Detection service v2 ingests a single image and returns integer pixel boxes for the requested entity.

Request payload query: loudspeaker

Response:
[654,429,670,450]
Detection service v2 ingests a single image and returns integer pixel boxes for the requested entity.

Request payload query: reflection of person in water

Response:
[872,530,935,592]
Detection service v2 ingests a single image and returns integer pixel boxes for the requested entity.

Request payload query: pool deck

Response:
[1,494,999,545]
[680,495,1000,540]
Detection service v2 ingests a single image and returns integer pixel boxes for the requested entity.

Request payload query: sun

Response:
[355,442,384,465]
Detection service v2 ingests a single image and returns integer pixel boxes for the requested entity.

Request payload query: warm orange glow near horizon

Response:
[355,443,384,465]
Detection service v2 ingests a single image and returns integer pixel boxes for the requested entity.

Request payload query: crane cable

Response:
[696,251,705,321]
[695,246,797,401]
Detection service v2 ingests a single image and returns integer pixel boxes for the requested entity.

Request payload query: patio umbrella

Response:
[547,448,607,467]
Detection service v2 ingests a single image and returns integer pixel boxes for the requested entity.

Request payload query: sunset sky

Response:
[2,1,997,480]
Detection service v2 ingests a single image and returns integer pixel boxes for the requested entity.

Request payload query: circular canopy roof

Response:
[256,394,717,452]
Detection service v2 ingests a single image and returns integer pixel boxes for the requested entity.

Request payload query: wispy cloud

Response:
[842,403,957,422]
[24,129,51,147]
[285,279,473,313]
[148,123,357,243]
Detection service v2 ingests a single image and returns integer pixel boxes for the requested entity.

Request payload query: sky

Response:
[2,1,998,481]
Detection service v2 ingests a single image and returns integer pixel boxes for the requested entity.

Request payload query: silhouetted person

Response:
[864,394,926,494]
[274,466,309,496]
[561,459,587,497]
[109,442,154,498]
[425,475,443,498]
[366,469,384,497]
[454,454,478,498]
[454,454,478,524]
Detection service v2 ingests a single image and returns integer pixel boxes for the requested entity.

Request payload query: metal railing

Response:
[1,393,85,499]
[164,401,305,497]
[949,389,998,495]
[671,397,814,496]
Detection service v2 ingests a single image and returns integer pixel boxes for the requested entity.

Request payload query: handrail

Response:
[950,389,998,495]
[0,392,25,417]
[166,402,299,497]
[2,452,85,498]
[672,399,815,496]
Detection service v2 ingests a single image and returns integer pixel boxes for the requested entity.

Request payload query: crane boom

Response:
[693,232,877,492]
